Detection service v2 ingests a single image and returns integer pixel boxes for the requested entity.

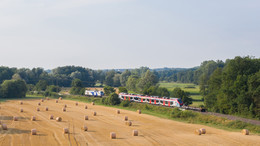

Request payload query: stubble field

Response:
[0,99,259,146]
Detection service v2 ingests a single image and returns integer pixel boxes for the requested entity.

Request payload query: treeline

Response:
[201,56,260,119]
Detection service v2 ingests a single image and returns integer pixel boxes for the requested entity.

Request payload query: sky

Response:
[0,0,259,70]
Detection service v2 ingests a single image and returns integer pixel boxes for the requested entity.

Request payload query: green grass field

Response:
[159,82,204,107]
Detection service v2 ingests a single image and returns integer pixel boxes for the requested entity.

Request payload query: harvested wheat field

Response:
[0,99,259,146]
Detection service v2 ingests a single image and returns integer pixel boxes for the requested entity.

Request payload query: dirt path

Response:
[0,99,259,146]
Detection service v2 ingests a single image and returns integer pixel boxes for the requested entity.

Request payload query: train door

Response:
[168,101,170,106]
[149,99,151,104]
[141,98,143,102]
[124,96,126,100]
[154,99,156,104]
[128,97,130,101]
[163,100,165,106]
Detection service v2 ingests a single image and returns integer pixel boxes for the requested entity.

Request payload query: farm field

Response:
[0,99,260,146]
[159,82,204,107]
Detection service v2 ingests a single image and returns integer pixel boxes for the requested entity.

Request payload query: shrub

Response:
[120,100,131,107]
[104,93,121,105]
[118,87,128,93]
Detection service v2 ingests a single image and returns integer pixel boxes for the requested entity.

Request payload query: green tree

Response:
[137,70,158,91]
[248,70,260,118]
[103,86,115,95]
[70,79,85,95]
[46,85,61,93]
[118,87,128,93]
[71,78,83,87]
[1,79,27,98]
[120,70,131,86]
[113,74,121,87]
[126,75,139,92]
[204,68,222,111]
[35,80,48,91]
[104,93,121,105]
[171,87,192,106]
[105,70,115,86]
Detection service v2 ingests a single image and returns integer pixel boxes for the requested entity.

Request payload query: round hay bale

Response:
[85,105,88,109]
[45,107,49,111]
[200,128,206,134]
[64,104,67,108]
[19,101,23,105]
[84,116,88,120]
[137,110,141,114]
[116,110,120,114]
[49,115,54,120]
[31,116,36,121]
[110,132,116,139]
[82,125,88,131]
[63,128,69,134]
[31,129,37,135]
[124,116,128,121]
[125,121,132,126]
[62,107,66,112]
[38,102,41,106]
[41,99,44,102]
[132,130,138,136]
[46,97,49,100]
[93,111,97,116]
[241,129,249,135]
[75,102,78,106]
[195,129,202,135]
[59,97,62,100]
[20,108,23,112]
[37,107,40,112]
[56,117,62,122]
[56,100,58,103]
[13,116,18,121]
[91,102,95,105]
[2,124,7,130]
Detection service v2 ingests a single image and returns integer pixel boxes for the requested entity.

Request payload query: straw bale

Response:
[93,111,97,116]
[200,128,206,134]
[242,129,249,135]
[31,116,36,121]
[63,128,69,134]
[13,116,18,121]
[110,132,116,139]
[132,130,138,136]
[2,124,7,130]
[124,116,128,121]
[195,129,201,135]
[49,115,54,120]
[31,129,37,135]
[56,117,62,122]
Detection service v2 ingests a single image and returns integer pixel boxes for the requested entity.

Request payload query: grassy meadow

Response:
[159,82,204,107]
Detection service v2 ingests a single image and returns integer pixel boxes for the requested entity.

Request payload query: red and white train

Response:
[119,93,184,107]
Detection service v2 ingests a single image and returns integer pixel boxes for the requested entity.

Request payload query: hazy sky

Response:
[0,0,259,69]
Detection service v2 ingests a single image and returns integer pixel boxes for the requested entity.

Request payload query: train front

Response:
[177,98,184,107]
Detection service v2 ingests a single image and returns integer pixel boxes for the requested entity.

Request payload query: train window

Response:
[160,100,163,104]
[156,100,159,103]
[151,99,154,102]
[170,102,173,105]
[165,101,168,104]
